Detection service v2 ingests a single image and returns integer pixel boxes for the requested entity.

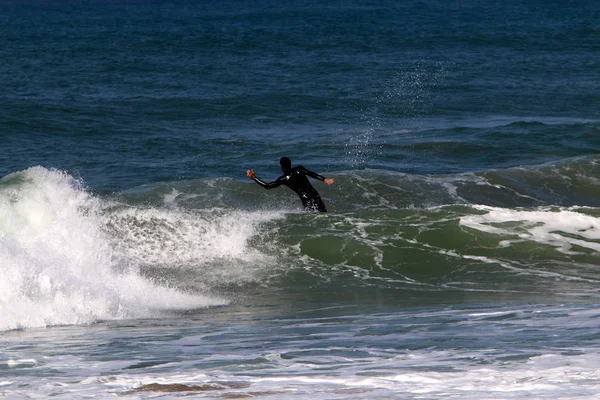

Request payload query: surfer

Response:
[246,157,334,212]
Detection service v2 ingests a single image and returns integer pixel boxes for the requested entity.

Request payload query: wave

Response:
[2,158,600,330]
[113,156,600,299]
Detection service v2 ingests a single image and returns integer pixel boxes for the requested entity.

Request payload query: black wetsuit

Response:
[252,166,328,212]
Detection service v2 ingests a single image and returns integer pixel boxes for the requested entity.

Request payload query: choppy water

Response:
[1,0,600,398]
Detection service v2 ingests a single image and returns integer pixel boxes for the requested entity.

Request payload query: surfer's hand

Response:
[324,178,334,185]
[246,169,256,179]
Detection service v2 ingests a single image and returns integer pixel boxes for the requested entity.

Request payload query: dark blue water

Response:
[1,1,600,398]
[2,0,599,190]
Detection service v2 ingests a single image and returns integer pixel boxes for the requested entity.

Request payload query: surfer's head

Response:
[280,156,292,171]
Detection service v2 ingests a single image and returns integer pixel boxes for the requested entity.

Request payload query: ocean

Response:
[1,0,600,398]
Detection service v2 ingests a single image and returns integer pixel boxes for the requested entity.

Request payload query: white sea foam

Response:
[0,167,238,331]
[460,205,600,254]
[5,359,37,368]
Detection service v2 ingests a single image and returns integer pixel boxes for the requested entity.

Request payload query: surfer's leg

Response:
[304,195,327,212]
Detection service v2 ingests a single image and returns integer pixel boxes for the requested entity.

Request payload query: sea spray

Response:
[344,61,448,169]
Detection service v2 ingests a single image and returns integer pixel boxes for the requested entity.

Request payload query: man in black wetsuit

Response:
[246,157,334,212]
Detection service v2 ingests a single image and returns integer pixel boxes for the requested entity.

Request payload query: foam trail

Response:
[0,167,225,331]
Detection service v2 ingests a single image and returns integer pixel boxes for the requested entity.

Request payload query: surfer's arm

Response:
[246,170,283,189]
[299,166,334,185]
